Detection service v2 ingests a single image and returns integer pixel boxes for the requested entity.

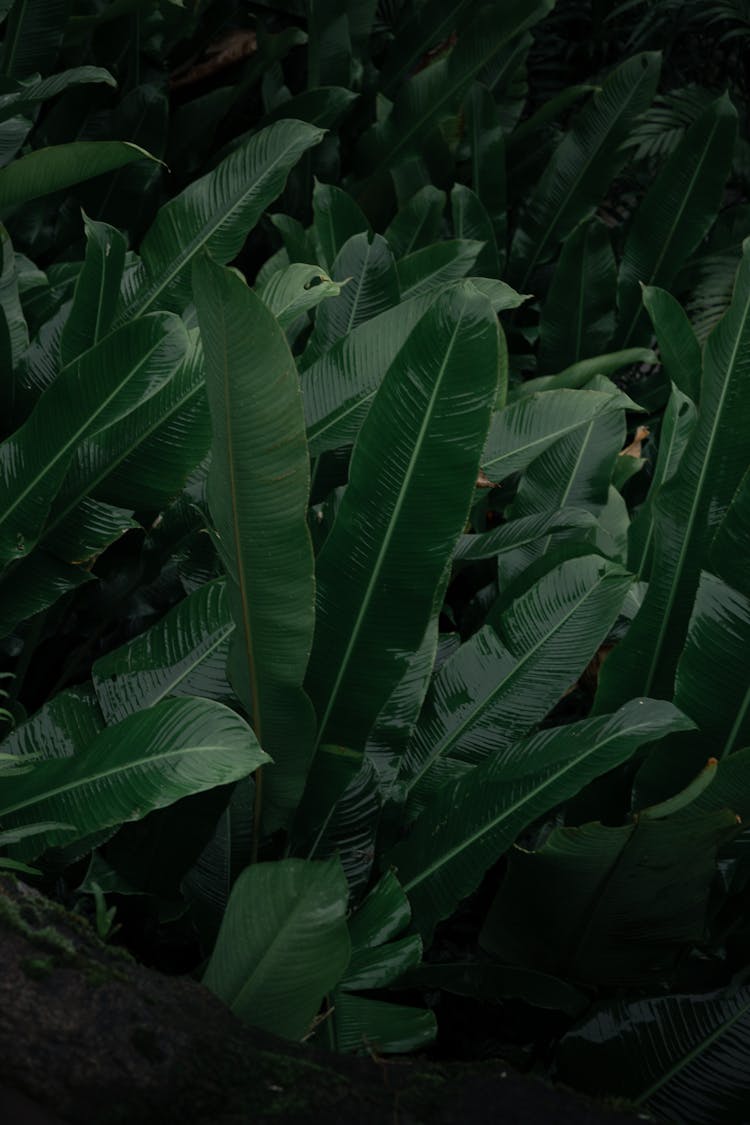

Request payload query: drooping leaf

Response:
[306,282,499,750]
[390,699,692,943]
[616,94,738,348]
[203,857,350,1040]
[93,580,235,724]
[513,347,656,398]
[193,256,317,831]
[595,241,750,709]
[118,120,324,321]
[0,697,268,860]
[538,219,616,374]
[556,988,750,1124]
[0,142,157,215]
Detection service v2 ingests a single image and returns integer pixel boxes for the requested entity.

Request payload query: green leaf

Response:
[396,239,483,301]
[378,0,474,98]
[303,232,399,364]
[193,256,317,831]
[514,347,656,398]
[0,0,65,78]
[400,557,633,802]
[384,184,446,259]
[0,223,27,382]
[674,571,750,760]
[483,799,737,987]
[510,52,661,289]
[628,382,697,579]
[330,994,436,1054]
[538,219,616,374]
[455,509,597,562]
[465,82,506,251]
[400,962,589,1017]
[617,94,738,348]
[711,467,750,598]
[0,142,157,215]
[0,685,103,761]
[390,699,692,943]
[0,313,187,564]
[595,241,750,709]
[43,496,137,564]
[480,387,634,481]
[257,262,342,330]
[556,988,750,1124]
[0,66,115,123]
[0,550,93,638]
[0,697,268,860]
[202,857,350,1040]
[642,285,702,403]
[93,580,235,724]
[118,120,324,321]
[312,179,369,270]
[451,185,499,277]
[59,214,126,365]
[306,282,499,750]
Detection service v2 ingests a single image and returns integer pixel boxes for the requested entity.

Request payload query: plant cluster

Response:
[0,0,749,1119]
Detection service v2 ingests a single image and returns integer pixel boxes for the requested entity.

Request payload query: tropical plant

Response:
[1,0,750,1117]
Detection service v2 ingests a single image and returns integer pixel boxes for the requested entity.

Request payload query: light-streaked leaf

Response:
[0,142,157,214]
[396,239,482,301]
[60,214,126,365]
[642,285,702,403]
[257,262,342,330]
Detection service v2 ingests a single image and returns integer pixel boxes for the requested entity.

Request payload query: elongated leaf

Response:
[257,263,341,330]
[44,496,137,564]
[118,120,324,321]
[0,66,115,123]
[312,179,369,270]
[0,0,65,77]
[451,186,499,277]
[628,382,696,579]
[203,857,350,1040]
[711,467,750,598]
[482,800,737,986]
[303,232,399,364]
[455,509,597,562]
[617,94,737,348]
[465,82,506,250]
[401,557,632,801]
[0,142,156,214]
[514,347,656,398]
[306,282,499,750]
[331,994,436,1054]
[0,313,186,564]
[0,697,268,860]
[396,239,482,301]
[642,285,702,403]
[0,685,103,761]
[480,387,634,481]
[510,52,661,288]
[0,549,93,638]
[538,219,616,374]
[556,988,750,1124]
[674,571,750,759]
[93,580,235,724]
[595,241,750,709]
[60,214,126,365]
[384,184,446,259]
[378,0,474,97]
[390,699,692,943]
[0,224,26,378]
[401,962,589,1017]
[194,257,317,830]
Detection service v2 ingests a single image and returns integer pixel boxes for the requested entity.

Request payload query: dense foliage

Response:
[1,0,750,1118]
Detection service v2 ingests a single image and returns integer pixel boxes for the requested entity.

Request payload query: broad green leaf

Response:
[454,509,597,562]
[556,988,750,1124]
[628,382,696,579]
[0,697,267,860]
[0,313,187,564]
[118,120,324,320]
[674,572,750,760]
[43,496,137,564]
[384,184,446,259]
[0,66,115,123]
[510,52,661,288]
[303,232,399,365]
[260,86,357,130]
[257,262,342,330]
[390,699,692,943]
[451,185,499,277]
[193,257,317,830]
[513,347,656,398]
[348,870,412,949]
[93,580,235,724]
[0,549,93,639]
[60,214,126,365]
[354,1,553,190]
[291,743,363,852]
[480,387,634,481]
[312,179,369,270]
[0,142,157,214]
[0,0,65,77]
[330,994,436,1054]
[396,239,483,301]
[306,282,499,750]
[616,94,738,348]
[642,285,702,403]
[595,241,750,709]
[0,685,103,761]
[482,797,737,986]
[203,857,350,1040]
[465,82,506,252]
[710,467,750,597]
[401,557,632,802]
[302,290,439,456]
[538,219,616,374]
